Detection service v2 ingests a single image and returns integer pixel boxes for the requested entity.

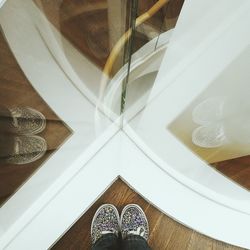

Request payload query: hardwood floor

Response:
[213,156,250,191]
[0,32,72,206]
[52,179,244,250]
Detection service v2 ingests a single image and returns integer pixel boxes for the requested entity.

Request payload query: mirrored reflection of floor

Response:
[33,0,184,73]
[34,0,146,71]
[168,46,250,191]
[51,179,243,250]
[212,156,250,190]
[0,32,72,206]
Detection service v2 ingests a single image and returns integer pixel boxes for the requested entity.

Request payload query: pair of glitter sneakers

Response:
[5,107,47,165]
[91,204,149,245]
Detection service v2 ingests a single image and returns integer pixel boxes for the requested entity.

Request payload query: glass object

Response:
[2,1,250,249]
[119,0,184,120]
[125,0,250,195]
[0,0,184,216]
[0,0,131,208]
[169,47,250,190]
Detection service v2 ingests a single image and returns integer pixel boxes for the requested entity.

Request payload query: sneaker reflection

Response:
[0,105,47,165]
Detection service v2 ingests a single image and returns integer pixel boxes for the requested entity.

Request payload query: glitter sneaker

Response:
[9,107,46,135]
[91,204,120,245]
[120,204,149,241]
[6,135,47,165]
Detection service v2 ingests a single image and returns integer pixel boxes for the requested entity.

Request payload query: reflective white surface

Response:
[126,0,250,199]
[1,0,250,249]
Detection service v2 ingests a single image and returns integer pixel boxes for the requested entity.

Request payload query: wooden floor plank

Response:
[52,179,244,250]
[187,232,213,250]
[165,224,193,250]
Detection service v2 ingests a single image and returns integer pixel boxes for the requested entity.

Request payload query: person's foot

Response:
[6,135,47,165]
[91,204,120,245]
[9,107,46,135]
[120,204,149,241]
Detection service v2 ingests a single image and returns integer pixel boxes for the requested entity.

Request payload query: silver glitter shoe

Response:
[6,135,47,165]
[9,107,46,135]
[91,204,120,245]
[120,204,149,241]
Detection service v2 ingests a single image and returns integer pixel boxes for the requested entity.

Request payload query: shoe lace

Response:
[127,226,145,237]
[101,228,118,236]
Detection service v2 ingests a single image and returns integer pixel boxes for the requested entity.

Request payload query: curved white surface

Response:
[0,0,119,246]
[1,132,250,249]
[104,30,171,119]
[1,0,250,249]
[124,8,250,209]
[150,0,250,103]
[0,0,6,9]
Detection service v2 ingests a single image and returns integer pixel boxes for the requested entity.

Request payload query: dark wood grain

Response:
[0,31,72,206]
[52,179,243,250]
[213,155,250,190]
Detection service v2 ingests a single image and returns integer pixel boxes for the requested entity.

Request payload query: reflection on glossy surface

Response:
[126,71,158,108]
[192,123,227,148]
[0,106,47,164]
[9,107,46,135]
[105,42,167,117]
[0,30,72,206]
[169,46,250,190]
[0,0,184,207]
[6,135,47,165]
[33,0,183,108]
[192,97,226,125]
[192,96,250,148]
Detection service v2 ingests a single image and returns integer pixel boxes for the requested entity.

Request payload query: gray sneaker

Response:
[91,204,120,245]
[9,107,46,135]
[6,135,47,165]
[120,204,149,241]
